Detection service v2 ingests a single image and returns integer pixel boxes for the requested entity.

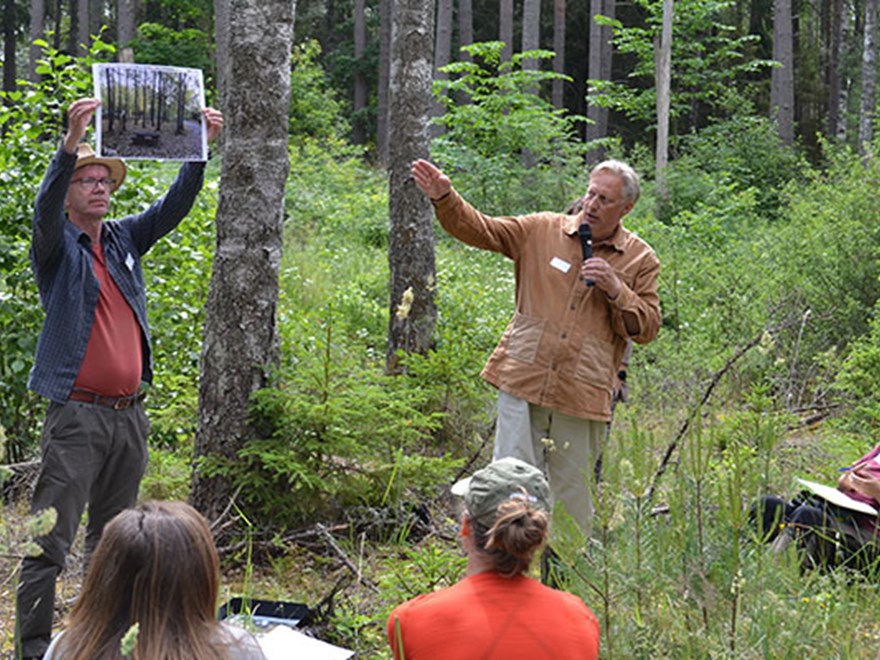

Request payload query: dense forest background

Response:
[4,0,880,657]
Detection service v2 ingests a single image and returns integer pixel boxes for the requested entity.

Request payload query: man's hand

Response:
[581,257,623,299]
[63,98,101,153]
[411,159,452,201]
[202,107,224,142]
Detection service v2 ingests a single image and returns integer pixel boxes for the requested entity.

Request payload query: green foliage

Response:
[198,345,459,525]
[128,23,215,99]
[289,40,351,146]
[831,301,880,439]
[591,0,775,129]
[142,170,217,449]
[662,114,809,221]
[0,37,115,460]
[432,41,587,214]
[548,409,880,658]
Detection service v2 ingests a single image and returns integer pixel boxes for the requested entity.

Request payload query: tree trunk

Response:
[118,0,139,46]
[552,0,566,110]
[432,0,453,137]
[770,0,795,144]
[655,0,672,174]
[499,0,513,62]
[88,0,102,40]
[77,0,89,53]
[191,0,295,523]
[521,0,540,62]
[458,0,473,62]
[654,0,673,215]
[3,0,16,95]
[29,0,45,82]
[377,0,392,166]
[353,0,368,144]
[68,0,79,55]
[214,0,230,118]
[386,0,437,374]
[827,0,844,138]
[859,0,877,155]
[586,0,614,163]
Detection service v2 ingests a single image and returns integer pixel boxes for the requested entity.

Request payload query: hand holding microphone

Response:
[578,222,594,287]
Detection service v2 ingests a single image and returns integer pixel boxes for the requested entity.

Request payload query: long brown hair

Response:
[55,500,229,659]
[469,492,550,578]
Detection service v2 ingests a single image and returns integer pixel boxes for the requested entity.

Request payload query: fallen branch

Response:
[316,523,381,594]
[646,314,808,505]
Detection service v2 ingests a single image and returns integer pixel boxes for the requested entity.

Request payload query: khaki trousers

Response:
[493,390,605,537]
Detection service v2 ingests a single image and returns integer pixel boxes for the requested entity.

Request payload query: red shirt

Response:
[388,571,600,659]
[71,240,143,397]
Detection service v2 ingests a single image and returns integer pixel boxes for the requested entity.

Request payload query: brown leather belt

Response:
[68,389,146,410]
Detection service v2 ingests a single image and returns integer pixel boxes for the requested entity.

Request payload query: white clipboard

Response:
[797,478,879,516]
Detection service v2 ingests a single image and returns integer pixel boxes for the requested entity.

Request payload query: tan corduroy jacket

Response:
[433,189,661,422]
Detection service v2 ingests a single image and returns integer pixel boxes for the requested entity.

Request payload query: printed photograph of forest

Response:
[94,62,206,160]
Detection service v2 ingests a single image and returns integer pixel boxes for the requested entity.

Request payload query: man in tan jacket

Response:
[411,159,661,537]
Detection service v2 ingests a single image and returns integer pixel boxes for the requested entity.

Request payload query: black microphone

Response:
[578,222,594,287]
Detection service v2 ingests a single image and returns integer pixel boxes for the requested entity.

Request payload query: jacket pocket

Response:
[505,313,546,364]
[575,335,615,388]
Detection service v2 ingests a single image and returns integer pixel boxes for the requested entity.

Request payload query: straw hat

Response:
[74,143,126,192]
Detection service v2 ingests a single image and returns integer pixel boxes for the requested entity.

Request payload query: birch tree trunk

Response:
[770,0,795,144]
[859,0,877,156]
[191,0,295,522]
[654,0,673,215]
[655,0,673,176]
[386,0,437,373]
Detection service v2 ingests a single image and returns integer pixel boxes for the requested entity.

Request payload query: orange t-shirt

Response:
[387,572,600,660]
[71,241,143,397]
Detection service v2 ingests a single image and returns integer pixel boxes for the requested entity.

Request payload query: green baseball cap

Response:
[451,457,551,528]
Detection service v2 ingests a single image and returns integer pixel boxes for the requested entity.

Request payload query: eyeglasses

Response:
[71,177,116,189]
[584,190,620,208]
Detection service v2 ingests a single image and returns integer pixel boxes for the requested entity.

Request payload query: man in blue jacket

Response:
[15,97,223,659]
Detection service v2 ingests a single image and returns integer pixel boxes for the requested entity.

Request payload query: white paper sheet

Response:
[257,625,354,660]
[797,478,879,516]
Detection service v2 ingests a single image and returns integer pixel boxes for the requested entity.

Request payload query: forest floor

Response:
[0,425,852,659]
[0,480,459,659]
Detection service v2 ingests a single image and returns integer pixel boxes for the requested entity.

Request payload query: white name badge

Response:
[550,257,571,273]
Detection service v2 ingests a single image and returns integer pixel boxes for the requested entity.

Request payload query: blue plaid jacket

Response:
[28,146,206,402]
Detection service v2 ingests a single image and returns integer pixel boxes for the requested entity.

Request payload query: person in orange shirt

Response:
[387,458,600,659]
